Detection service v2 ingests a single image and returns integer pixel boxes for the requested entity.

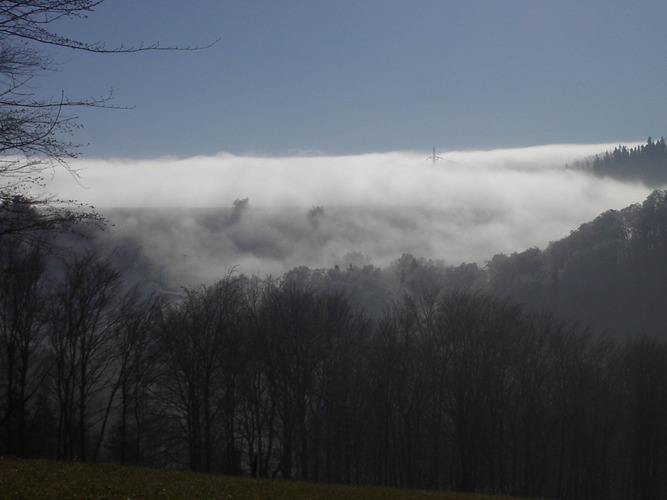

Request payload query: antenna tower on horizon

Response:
[426,147,443,165]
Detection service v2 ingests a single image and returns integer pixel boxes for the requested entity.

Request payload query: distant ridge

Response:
[572,137,667,186]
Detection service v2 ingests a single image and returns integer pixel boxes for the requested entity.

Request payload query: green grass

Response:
[0,456,521,499]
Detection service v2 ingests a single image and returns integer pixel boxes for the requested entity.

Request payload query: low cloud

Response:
[43,143,653,282]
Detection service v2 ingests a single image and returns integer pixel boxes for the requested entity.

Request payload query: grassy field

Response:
[0,456,522,499]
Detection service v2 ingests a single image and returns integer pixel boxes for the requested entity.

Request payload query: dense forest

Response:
[3,191,667,499]
[573,137,667,186]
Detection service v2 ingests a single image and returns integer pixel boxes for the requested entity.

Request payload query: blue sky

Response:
[43,0,667,158]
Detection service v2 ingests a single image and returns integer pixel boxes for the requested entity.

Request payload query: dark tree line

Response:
[4,204,667,500]
[574,137,667,186]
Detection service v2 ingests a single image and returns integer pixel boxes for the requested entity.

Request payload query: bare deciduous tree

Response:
[46,250,122,460]
[0,1,215,240]
[0,236,48,455]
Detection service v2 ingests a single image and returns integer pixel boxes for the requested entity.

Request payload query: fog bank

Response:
[44,144,653,282]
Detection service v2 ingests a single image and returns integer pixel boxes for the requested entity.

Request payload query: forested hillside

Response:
[3,192,667,499]
[488,189,667,337]
[574,137,667,186]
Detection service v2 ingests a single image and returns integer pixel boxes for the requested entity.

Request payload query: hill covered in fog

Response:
[48,145,650,284]
[92,189,667,337]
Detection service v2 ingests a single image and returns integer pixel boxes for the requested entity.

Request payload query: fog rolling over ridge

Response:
[48,144,652,283]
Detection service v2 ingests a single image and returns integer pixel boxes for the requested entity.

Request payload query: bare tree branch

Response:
[0,1,216,239]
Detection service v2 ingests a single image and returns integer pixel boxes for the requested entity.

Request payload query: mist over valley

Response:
[52,144,652,284]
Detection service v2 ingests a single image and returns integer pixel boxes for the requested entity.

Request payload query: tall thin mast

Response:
[427,147,443,165]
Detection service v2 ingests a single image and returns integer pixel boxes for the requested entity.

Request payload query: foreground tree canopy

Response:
[3,190,667,500]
